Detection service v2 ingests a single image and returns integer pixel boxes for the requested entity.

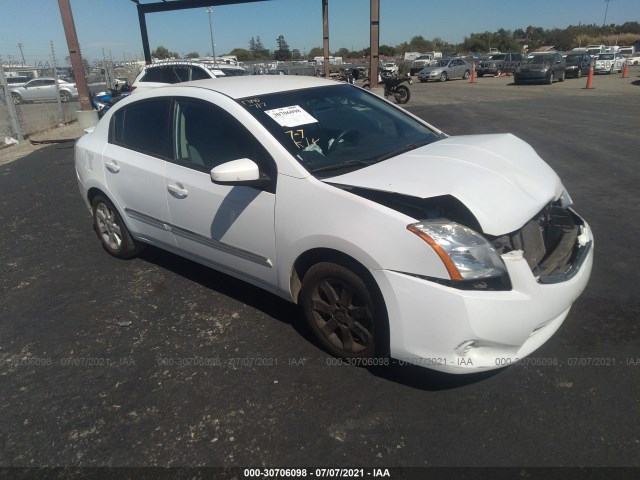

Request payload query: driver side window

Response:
[172,98,275,178]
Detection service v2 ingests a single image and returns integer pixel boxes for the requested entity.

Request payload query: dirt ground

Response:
[0,121,86,165]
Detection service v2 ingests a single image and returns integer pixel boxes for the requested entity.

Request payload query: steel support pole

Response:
[138,6,152,64]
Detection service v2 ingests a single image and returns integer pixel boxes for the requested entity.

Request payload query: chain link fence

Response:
[1,57,142,141]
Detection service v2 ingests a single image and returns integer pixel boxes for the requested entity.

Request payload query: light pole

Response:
[206,7,216,63]
[602,0,610,28]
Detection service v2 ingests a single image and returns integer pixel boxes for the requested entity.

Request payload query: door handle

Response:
[167,183,188,197]
[105,160,120,173]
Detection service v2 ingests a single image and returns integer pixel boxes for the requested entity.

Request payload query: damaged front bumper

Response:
[372,211,593,374]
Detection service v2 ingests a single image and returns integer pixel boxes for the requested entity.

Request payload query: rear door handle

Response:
[105,160,120,173]
[167,183,188,197]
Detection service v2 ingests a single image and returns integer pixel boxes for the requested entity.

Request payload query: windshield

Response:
[239,84,441,178]
[524,55,553,65]
[489,54,506,60]
[565,55,584,64]
[597,54,614,60]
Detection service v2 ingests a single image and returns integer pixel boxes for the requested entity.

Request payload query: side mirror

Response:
[210,158,269,187]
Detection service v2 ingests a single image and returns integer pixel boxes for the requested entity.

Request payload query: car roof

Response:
[172,75,338,99]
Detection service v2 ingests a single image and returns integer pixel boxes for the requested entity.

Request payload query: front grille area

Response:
[490,202,582,277]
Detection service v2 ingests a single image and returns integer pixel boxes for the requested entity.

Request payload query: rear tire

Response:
[92,195,144,259]
[393,85,410,104]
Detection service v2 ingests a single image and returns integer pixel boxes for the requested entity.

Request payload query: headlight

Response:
[407,220,507,281]
[559,189,573,208]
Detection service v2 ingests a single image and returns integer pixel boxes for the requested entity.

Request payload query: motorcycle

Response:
[91,84,131,119]
[362,72,412,104]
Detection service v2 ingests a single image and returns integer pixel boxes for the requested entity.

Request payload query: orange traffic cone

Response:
[585,58,594,89]
[470,63,477,83]
[622,61,629,78]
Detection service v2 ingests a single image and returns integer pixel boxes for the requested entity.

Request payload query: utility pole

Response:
[17,43,26,65]
[57,0,92,112]
[603,0,610,28]
[206,7,216,62]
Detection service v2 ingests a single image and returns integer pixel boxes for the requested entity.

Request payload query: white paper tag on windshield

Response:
[264,105,318,127]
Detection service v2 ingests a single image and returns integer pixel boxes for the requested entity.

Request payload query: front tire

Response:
[462,70,470,80]
[92,195,144,259]
[439,71,447,82]
[393,85,410,104]
[11,93,22,105]
[60,91,71,102]
[300,263,383,359]
[547,72,554,84]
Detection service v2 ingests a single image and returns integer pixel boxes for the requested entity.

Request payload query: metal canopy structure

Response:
[130,0,381,85]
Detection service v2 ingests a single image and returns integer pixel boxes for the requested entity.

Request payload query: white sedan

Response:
[75,76,593,374]
[594,52,626,73]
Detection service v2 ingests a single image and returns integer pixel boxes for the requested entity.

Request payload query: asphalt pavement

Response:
[1,71,639,473]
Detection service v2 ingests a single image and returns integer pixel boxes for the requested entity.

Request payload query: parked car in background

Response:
[627,54,640,65]
[476,53,523,77]
[410,55,433,75]
[514,52,566,85]
[564,52,592,78]
[379,62,399,75]
[74,75,593,374]
[418,58,471,82]
[10,77,78,104]
[0,75,32,99]
[131,61,247,92]
[594,52,625,74]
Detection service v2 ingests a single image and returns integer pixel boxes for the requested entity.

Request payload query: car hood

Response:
[519,63,551,72]
[323,134,563,235]
[420,66,444,73]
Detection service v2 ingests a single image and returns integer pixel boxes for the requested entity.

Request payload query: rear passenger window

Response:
[140,67,163,83]
[163,66,190,83]
[110,98,171,158]
[190,67,210,81]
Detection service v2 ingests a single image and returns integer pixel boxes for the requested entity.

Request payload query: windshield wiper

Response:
[310,159,375,174]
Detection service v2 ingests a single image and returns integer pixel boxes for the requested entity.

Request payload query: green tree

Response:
[307,47,324,60]
[151,45,180,59]
[249,36,270,59]
[379,44,397,56]
[228,48,252,61]
[409,35,434,53]
[291,48,302,60]
[185,51,200,59]
[274,34,291,61]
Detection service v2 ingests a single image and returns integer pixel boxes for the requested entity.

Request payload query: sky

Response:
[0,0,638,64]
